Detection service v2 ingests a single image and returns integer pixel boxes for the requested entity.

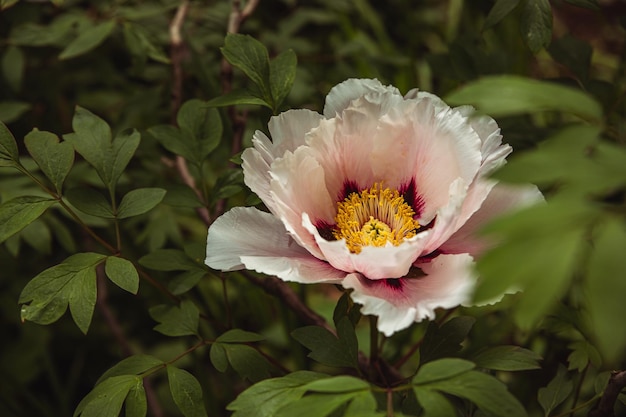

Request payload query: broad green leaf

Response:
[150,300,199,337]
[205,90,271,109]
[2,45,24,91]
[117,188,166,219]
[0,120,19,163]
[125,380,147,417]
[269,49,297,110]
[216,329,266,343]
[148,125,194,161]
[472,346,542,371]
[177,99,223,160]
[223,344,272,382]
[343,391,379,417]
[65,188,115,218]
[484,0,521,29]
[419,316,475,364]
[74,375,138,417]
[413,358,475,385]
[227,371,328,417]
[538,365,573,416]
[122,23,170,64]
[0,100,30,123]
[520,0,552,53]
[97,355,164,384]
[567,341,601,372]
[59,20,116,60]
[167,366,208,417]
[586,217,626,362]
[275,393,360,417]
[292,319,358,368]
[424,370,527,417]
[169,270,206,295]
[105,256,139,294]
[0,196,56,244]
[24,129,75,193]
[210,343,228,372]
[139,249,204,272]
[304,376,370,393]
[445,75,602,122]
[19,253,106,333]
[221,34,272,102]
[413,388,456,417]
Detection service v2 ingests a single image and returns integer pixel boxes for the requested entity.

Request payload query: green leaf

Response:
[520,0,553,53]
[343,391,379,417]
[105,256,139,294]
[2,45,25,91]
[125,380,147,417]
[205,90,271,109]
[472,346,542,371]
[59,20,116,60]
[221,34,272,102]
[563,0,599,9]
[216,329,266,343]
[423,370,527,417]
[24,129,75,193]
[586,217,626,362]
[19,253,106,334]
[304,376,370,393]
[269,49,297,110]
[210,343,228,372]
[0,196,56,244]
[139,249,204,272]
[169,270,206,295]
[413,358,475,385]
[292,318,358,368]
[97,355,164,384]
[148,125,194,161]
[483,0,521,29]
[223,344,272,382]
[167,366,208,417]
[538,365,573,416]
[1,0,19,10]
[567,341,601,372]
[177,99,223,161]
[117,188,166,219]
[419,316,475,364]
[413,388,456,417]
[227,371,328,417]
[150,300,199,337]
[445,75,602,122]
[0,100,31,123]
[548,35,592,82]
[74,375,138,417]
[275,393,360,417]
[0,120,19,163]
[65,188,115,218]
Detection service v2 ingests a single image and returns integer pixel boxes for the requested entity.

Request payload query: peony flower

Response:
[205,78,541,336]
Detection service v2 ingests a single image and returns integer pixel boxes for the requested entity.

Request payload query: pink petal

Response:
[268,109,324,156]
[205,207,344,283]
[343,253,476,336]
[323,78,401,118]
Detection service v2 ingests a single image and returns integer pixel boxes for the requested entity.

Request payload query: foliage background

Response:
[1,0,625,416]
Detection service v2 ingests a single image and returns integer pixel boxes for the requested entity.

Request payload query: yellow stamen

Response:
[333,183,420,253]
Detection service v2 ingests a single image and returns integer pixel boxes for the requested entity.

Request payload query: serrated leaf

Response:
[65,188,115,218]
[413,388,456,417]
[210,343,228,372]
[117,188,166,219]
[472,346,542,371]
[0,196,56,244]
[150,300,199,337]
[227,371,328,417]
[216,329,266,343]
[105,256,139,294]
[97,355,164,384]
[59,20,116,60]
[269,49,297,110]
[221,34,272,102]
[419,316,475,364]
[24,129,75,193]
[0,100,30,123]
[177,99,223,160]
[0,120,19,162]
[275,392,360,417]
[167,366,208,417]
[586,218,626,362]
[205,90,271,109]
[520,0,553,53]
[413,358,475,384]
[538,365,573,416]
[445,75,602,122]
[224,344,272,382]
[74,375,138,417]
[125,380,147,417]
[304,376,370,393]
[139,249,204,272]
[484,0,521,29]
[2,45,24,91]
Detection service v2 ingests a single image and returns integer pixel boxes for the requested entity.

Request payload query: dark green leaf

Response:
[413,388,456,417]
[125,380,147,417]
[105,256,139,294]
[224,344,272,382]
[538,365,573,416]
[177,99,223,160]
[548,35,592,82]
[0,100,30,123]
[292,319,358,368]
[117,188,166,219]
[65,188,115,218]
[68,266,97,334]
[275,393,360,417]
[210,343,228,372]
[343,391,379,417]
[216,329,266,343]
[419,316,475,364]
[520,0,553,53]
[150,300,199,337]
[206,90,271,109]
[304,376,370,392]
[169,270,206,295]
[167,366,208,417]
[567,341,601,372]
[59,20,116,60]
[472,346,542,371]
[0,196,56,244]
[24,129,75,193]
[139,249,204,272]
[2,45,24,91]
[97,355,164,384]
[484,0,521,29]
[269,49,297,110]
[74,375,138,417]
[445,75,602,122]
[413,358,475,384]
[221,34,272,102]
[0,120,19,163]
[1,0,19,11]
[563,0,599,10]
[148,125,194,161]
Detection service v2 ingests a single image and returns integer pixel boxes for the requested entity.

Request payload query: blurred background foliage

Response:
[1,0,625,416]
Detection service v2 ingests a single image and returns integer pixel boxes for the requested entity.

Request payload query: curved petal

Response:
[268,109,324,156]
[205,207,344,283]
[324,78,401,118]
[343,253,476,336]
[242,132,275,207]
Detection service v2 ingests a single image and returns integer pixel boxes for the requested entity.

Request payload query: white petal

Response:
[268,109,324,156]
[242,132,275,206]
[205,207,344,283]
[343,253,476,336]
[323,78,401,118]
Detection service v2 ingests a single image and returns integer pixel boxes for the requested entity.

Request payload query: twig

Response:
[589,370,626,417]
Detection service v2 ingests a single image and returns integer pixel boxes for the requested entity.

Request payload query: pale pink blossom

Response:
[206,78,541,336]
